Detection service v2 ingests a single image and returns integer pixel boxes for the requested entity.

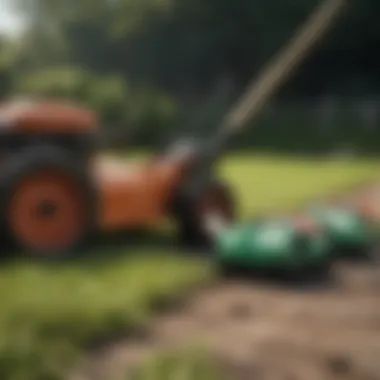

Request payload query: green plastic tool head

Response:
[309,206,377,250]
[216,218,331,270]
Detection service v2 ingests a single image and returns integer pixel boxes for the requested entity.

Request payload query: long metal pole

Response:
[221,0,347,135]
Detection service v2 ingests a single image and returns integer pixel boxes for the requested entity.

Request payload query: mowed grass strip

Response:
[219,155,380,218]
[0,155,379,380]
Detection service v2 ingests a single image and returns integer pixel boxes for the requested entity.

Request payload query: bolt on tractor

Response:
[0,0,346,258]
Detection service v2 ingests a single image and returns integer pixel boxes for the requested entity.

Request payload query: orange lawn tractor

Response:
[0,99,236,257]
[0,0,346,258]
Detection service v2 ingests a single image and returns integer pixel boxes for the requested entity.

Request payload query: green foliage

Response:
[0,37,19,99]
[13,67,180,135]
[14,67,93,100]
[127,86,181,143]
[86,75,131,125]
[11,0,380,98]
[231,102,380,155]
[3,0,380,151]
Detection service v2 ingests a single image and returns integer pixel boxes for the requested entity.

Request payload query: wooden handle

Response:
[223,0,346,133]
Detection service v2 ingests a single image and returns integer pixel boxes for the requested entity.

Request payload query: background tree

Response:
[3,0,380,153]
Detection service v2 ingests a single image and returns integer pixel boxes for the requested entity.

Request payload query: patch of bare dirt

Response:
[70,182,380,380]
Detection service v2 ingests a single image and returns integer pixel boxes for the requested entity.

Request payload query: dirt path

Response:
[70,183,380,380]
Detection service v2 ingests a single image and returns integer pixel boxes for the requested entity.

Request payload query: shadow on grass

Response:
[1,229,376,295]
[0,229,183,266]
[0,227,216,271]
[217,262,337,292]
[82,229,180,260]
[218,243,380,292]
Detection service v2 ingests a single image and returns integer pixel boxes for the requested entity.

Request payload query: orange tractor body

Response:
[94,157,181,231]
[0,99,235,256]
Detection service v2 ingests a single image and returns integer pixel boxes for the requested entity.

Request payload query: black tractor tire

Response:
[172,179,236,250]
[0,145,98,259]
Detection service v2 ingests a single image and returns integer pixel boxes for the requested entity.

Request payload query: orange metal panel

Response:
[0,99,98,134]
[93,157,183,230]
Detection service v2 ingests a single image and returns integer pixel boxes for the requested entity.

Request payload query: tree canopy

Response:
[6,0,380,99]
[1,0,379,153]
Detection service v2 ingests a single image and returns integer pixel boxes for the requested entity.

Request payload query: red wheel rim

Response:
[8,170,87,253]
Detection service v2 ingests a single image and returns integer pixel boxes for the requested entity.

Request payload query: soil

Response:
[70,182,380,380]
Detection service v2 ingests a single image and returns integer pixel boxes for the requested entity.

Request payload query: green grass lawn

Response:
[126,347,226,380]
[0,155,379,380]
[219,154,380,218]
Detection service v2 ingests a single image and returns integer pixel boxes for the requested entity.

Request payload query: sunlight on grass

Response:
[219,155,379,217]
